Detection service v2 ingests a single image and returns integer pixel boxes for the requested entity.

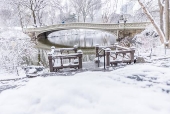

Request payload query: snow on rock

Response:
[27,68,37,74]
[0,64,170,114]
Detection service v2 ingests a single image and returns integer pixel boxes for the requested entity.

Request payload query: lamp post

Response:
[117,15,127,42]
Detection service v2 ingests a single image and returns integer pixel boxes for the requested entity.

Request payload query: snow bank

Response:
[0,67,26,81]
[0,64,170,114]
[112,64,170,90]
[0,29,30,40]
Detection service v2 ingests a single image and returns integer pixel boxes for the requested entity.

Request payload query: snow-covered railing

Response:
[107,47,135,67]
[95,43,136,68]
[50,45,78,55]
[48,46,83,72]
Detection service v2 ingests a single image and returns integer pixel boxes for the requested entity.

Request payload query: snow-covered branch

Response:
[138,0,167,45]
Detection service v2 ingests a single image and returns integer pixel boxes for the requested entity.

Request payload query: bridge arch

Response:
[37,29,118,40]
[24,22,151,40]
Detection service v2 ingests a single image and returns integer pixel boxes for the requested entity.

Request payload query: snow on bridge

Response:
[24,22,151,40]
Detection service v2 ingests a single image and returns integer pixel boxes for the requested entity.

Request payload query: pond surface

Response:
[38,29,116,48]
[36,29,116,63]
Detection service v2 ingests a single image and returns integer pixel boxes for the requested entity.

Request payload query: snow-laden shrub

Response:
[132,26,161,56]
[0,29,37,73]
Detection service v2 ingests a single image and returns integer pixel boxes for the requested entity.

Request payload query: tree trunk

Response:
[158,0,164,33]
[138,0,166,44]
[18,5,24,32]
[37,10,43,26]
[165,0,169,46]
[32,10,37,27]
[83,16,86,22]
[38,49,41,65]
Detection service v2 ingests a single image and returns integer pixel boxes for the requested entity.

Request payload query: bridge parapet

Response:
[23,22,151,39]
[24,22,150,33]
[124,22,150,28]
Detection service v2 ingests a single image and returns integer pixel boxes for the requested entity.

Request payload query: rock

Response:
[136,57,145,63]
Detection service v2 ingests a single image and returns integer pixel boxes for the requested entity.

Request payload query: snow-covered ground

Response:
[0,62,170,114]
[0,27,170,114]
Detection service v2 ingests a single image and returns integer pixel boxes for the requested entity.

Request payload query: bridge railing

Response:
[95,43,135,69]
[48,45,83,72]
[52,45,78,54]
[24,22,150,33]
[124,22,150,28]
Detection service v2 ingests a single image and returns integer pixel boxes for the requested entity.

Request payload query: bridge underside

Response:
[28,29,144,41]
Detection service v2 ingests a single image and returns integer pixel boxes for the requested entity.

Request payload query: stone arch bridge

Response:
[24,22,150,40]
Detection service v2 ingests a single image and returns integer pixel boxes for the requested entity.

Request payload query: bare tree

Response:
[20,0,48,27]
[158,0,164,32]
[51,0,64,21]
[71,0,102,22]
[88,0,102,22]
[89,4,101,22]
[52,0,73,23]
[102,0,118,23]
[3,0,30,28]
[138,0,166,45]
[37,9,43,26]
[70,0,82,22]
[82,0,102,22]
[17,4,24,30]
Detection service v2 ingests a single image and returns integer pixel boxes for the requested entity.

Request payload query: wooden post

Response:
[105,48,111,68]
[95,44,99,57]
[130,51,135,63]
[130,47,135,63]
[74,45,78,53]
[77,50,83,69]
[48,53,53,72]
[60,58,63,66]
[114,42,119,51]
[104,50,105,70]
[51,46,55,54]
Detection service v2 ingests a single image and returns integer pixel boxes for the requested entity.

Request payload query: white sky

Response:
[61,0,140,14]
[116,0,128,13]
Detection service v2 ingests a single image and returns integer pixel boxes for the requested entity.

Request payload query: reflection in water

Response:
[48,29,116,47]
[37,29,116,65]
[35,49,97,69]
